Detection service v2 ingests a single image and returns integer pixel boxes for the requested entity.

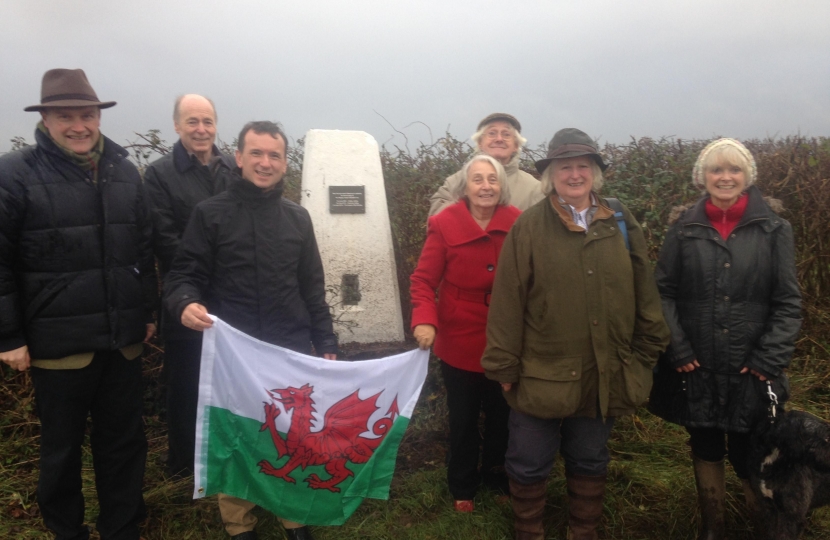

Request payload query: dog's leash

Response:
[766,381,779,423]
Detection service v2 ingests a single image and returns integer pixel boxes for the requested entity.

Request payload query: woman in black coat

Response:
[649,138,801,540]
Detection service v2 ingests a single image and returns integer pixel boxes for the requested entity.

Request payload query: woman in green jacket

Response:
[481,128,669,540]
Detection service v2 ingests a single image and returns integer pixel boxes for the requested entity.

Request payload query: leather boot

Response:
[692,456,725,540]
[509,478,546,540]
[566,473,606,540]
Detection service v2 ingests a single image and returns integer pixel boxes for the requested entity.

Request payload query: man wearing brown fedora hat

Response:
[0,68,157,540]
[428,113,544,216]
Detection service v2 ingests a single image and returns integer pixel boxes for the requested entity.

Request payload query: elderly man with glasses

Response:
[429,113,544,216]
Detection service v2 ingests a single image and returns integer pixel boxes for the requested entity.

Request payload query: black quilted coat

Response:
[0,128,156,359]
[648,186,802,432]
[163,178,337,356]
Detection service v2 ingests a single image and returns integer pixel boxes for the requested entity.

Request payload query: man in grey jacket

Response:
[428,113,544,216]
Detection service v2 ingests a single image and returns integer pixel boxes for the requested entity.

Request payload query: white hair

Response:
[470,122,527,153]
[540,159,604,196]
[454,154,511,205]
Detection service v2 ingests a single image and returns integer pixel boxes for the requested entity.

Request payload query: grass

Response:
[3,347,830,539]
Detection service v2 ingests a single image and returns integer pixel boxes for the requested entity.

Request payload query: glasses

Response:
[484,130,514,140]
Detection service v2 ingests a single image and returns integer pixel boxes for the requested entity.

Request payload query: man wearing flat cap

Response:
[0,69,156,540]
[428,113,544,216]
[144,94,235,479]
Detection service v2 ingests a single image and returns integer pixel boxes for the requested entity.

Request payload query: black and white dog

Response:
[748,407,830,539]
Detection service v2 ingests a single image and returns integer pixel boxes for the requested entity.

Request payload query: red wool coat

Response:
[410,201,521,372]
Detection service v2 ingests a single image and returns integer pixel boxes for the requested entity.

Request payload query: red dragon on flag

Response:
[258,384,399,492]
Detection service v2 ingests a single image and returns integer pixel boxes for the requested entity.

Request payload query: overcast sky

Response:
[1,0,828,155]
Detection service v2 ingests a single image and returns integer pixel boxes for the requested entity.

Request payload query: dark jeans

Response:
[31,350,147,540]
[686,426,751,479]
[440,361,510,499]
[163,337,202,477]
[505,410,615,485]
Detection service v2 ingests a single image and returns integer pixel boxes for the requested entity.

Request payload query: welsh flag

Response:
[193,317,429,525]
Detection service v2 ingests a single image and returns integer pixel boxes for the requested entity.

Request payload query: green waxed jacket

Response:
[481,196,670,419]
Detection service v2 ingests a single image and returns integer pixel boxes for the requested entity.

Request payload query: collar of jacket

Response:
[173,139,221,173]
[679,185,781,235]
[33,124,126,168]
[503,153,519,177]
[439,200,517,246]
[549,192,614,232]
[229,176,284,205]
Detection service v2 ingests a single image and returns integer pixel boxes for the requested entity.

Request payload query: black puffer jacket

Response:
[649,186,802,432]
[144,141,234,339]
[0,128,156,359]
[163,178,337,355]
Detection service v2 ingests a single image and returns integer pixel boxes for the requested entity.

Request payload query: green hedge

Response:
[119,130,830,333]
[378,135,830,335]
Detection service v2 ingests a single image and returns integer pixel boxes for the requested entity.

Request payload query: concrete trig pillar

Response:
[300,129,405,344]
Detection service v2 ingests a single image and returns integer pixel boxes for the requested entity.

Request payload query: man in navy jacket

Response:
[0,69,156,540]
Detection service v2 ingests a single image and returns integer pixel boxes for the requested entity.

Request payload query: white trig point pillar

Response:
[300,129,405,344]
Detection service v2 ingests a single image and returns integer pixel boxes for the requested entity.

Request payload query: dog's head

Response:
[767,410,830,469]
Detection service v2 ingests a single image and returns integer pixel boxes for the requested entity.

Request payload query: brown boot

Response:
[566,473,606,540]
[509,478,546,540]
[693,456,725,540]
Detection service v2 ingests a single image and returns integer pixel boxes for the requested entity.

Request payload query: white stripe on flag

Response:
[193,316,429,508]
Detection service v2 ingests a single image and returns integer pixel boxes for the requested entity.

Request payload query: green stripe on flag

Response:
[201,406,410,526]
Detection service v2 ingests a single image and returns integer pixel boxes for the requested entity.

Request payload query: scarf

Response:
[38,121,104,183]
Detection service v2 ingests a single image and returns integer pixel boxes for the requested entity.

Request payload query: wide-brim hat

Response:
[477,112,522,133]
[534,127,607,174]
[24,68,116,111]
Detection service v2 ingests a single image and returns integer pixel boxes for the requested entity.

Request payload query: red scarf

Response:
[705,193,748,239]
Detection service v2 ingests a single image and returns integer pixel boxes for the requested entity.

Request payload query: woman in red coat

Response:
[410,154,521,511]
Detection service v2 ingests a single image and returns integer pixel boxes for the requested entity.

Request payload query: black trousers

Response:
[686,426,751,479]
[440,361,510,499]
[31,350,147,540]
[163,337,202,477]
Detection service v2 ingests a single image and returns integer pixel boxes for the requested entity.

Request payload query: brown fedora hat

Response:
[534,128,608,174]
[24,68,116,112]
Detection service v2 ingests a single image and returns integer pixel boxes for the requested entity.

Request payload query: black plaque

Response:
[329,186,365,214]
[341,274,361,305]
